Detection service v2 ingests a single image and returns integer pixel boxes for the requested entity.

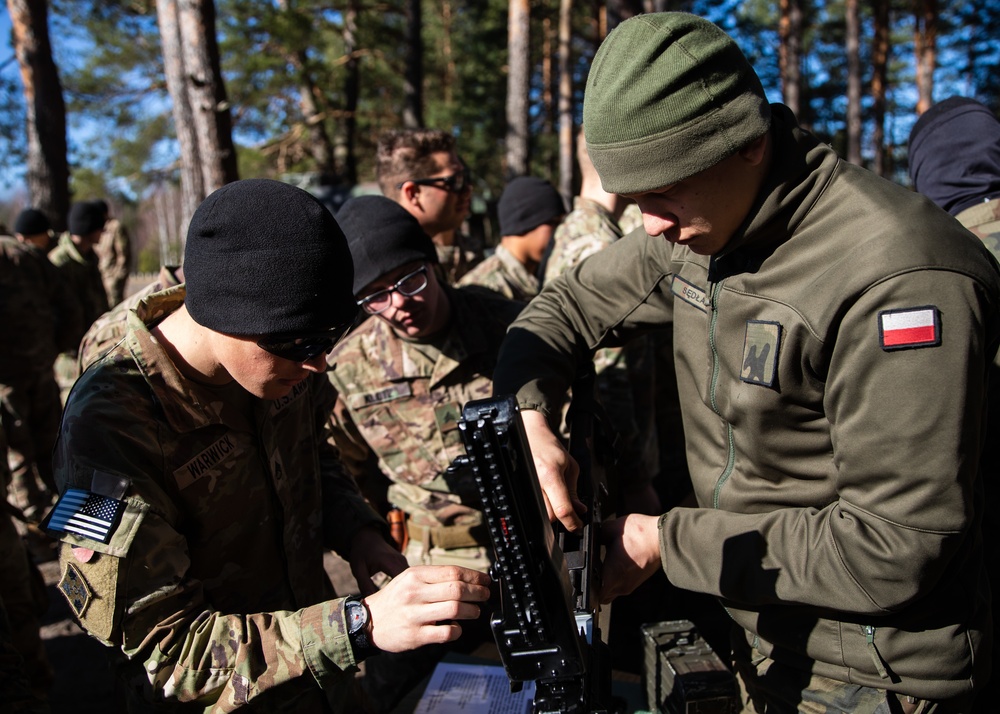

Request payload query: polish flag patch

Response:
[878,306,941,351]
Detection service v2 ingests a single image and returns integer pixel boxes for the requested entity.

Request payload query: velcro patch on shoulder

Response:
[46,488,125,544]
[59,561,93,618]
[879,306,941,351]
[741,320,781,387]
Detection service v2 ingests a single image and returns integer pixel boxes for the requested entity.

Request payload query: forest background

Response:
[2,0,998,273]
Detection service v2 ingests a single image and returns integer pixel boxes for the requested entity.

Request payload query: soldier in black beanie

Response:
[45,179,490,713]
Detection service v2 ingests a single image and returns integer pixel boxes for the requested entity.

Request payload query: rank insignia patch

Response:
[59,561,93,618]
[741,321,781,387]
[879,306,941,351]
[47,488,124,544]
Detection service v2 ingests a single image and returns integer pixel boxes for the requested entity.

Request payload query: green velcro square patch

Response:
[741,320,781,387]
[59,561,93,619]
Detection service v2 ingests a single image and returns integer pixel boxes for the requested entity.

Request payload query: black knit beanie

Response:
[335,194,438,295]
[68,201,107,236]
[184,178,357,336]
[908,97,1000,216]
[498,177,566,236]
[14,208,50,236]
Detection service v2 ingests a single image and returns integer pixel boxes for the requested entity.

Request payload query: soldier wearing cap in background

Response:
[2,208,73,524]
[44,179,490,712]
[376,128,480,283]
[50,200,110,403]
[493,13,998,712]
[459,175,565,302]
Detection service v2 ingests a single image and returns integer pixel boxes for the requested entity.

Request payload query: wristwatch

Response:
[344,595,380,661]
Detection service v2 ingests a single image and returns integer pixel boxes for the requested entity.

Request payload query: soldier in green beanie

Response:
[493,12,998,712]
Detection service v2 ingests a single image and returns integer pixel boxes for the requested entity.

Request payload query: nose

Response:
[642,211,676,238]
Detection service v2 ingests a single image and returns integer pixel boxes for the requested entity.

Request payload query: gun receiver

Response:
[456,394,615,714]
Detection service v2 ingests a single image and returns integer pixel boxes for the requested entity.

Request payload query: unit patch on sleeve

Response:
[58,561,93,618]
[741,320,781,387]
[878,306,941,351]
[47,488,125,544]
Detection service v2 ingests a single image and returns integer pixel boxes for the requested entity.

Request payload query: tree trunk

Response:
[871,0,890,177]
[156,0,238,230]
[779,0,803,120]
[505,0,530,180]
[337,0,360,185]
[7,0,70,232]
[278,0,335,177]
[913,0,938,114]
[557,0,574,203]
[178,0,239,193]
[403,0,424,128]
[845,0,862,165]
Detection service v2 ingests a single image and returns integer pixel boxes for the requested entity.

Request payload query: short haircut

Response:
[376,129,457,199]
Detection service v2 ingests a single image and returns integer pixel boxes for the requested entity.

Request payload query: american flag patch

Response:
[47,488,124,544]
[879,306,941,351]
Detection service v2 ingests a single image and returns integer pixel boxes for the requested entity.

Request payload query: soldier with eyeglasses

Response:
[328,194,522,574]
[376,128,481,283]
[43,179,491,713]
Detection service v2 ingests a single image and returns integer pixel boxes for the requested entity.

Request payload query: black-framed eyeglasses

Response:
[257,313,359,362]
[357,265,429,315]
[397,167,471,194]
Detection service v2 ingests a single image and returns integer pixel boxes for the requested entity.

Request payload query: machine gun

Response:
[455,376,618,714]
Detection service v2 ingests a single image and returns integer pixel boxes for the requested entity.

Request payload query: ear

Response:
[399,181,422,208]
[739,132,769,167]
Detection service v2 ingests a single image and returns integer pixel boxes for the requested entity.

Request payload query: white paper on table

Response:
[413,661,536,714]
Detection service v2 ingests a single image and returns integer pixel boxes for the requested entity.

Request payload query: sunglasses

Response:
[356,265,429,315]
[257,315,359,362]
[397,167,471,194]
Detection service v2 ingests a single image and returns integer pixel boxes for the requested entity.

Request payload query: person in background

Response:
[458,176,565,302]
[494,13,998,711]
[49,200,110,403]
[376,128,479,283]
[93,199,133,307]
[2,209,70,523]
[45,179,490,712]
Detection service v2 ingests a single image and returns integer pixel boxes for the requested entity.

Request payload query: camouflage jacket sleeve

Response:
[48,364,363,710]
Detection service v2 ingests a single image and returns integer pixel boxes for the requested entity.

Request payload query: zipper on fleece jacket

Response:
[709,280,737,509]
[863,625,889,679]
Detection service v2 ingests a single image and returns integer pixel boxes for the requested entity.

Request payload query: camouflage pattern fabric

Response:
[457,244,540,302]
[435,239,480,284]
[542,199,660,492]
[1,237,68,518]
[76,265,184,377]
[47,289,386,712]
[49,232,110,403]
[96,217,132,307]
[327,286,522,568]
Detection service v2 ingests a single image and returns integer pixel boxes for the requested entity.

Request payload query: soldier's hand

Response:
[520,409,585,531]
[598,514,663,603]
[365,565,491,652]
[348,526,408,596]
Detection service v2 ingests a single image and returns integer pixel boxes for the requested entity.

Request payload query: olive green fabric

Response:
[583,12,771,194]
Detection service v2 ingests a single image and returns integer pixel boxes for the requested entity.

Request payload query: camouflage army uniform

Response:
[457,244,539,302]
[327,286,522,570]
[76,264,183,376]
[542,199,661,497]
[49,232,109,403]
[96,217,132,307]
[1,236,71,519]
[435,240,480,284]
[45,289,386,712]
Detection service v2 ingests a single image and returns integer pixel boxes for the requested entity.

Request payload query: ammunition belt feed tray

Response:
[457,396,612,714]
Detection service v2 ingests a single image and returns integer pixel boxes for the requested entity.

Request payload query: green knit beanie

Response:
[583,13,771,195]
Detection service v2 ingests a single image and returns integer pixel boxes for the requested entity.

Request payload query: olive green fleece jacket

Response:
[493,105,1000,700]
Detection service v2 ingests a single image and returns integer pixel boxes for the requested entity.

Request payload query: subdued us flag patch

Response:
[879,306,941,351]
[47,488,125,544]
